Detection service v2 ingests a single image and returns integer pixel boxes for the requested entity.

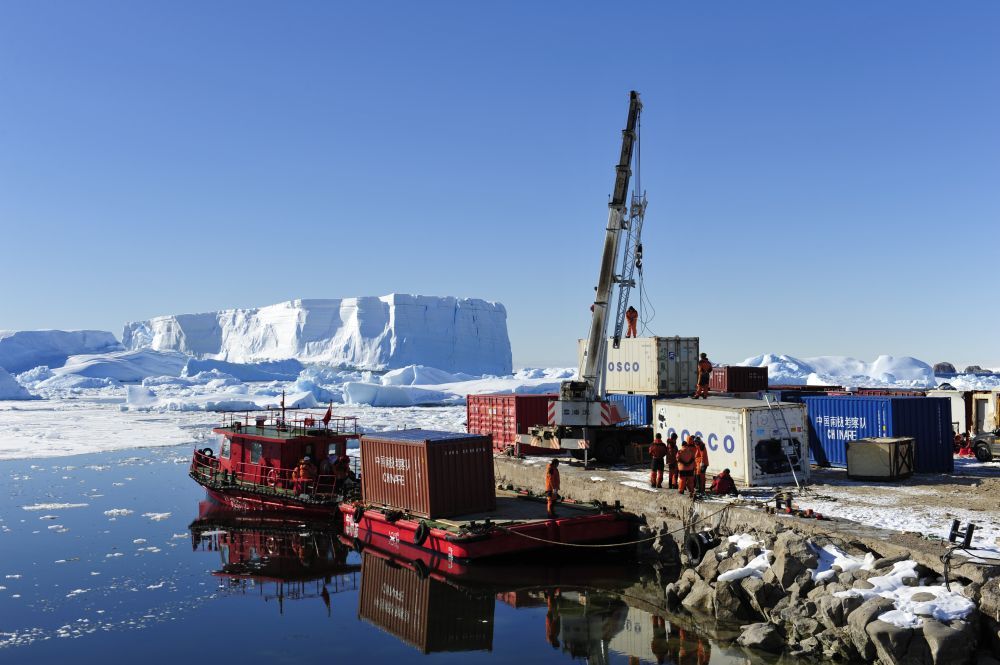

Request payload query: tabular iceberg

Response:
[122,294,512,375]
[0,330,122,373]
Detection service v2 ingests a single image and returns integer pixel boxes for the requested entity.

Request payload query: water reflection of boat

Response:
[189,501,360,614]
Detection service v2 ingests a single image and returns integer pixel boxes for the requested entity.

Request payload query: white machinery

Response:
[518,91,652,463]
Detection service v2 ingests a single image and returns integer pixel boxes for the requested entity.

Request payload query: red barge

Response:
[189,408,360,520]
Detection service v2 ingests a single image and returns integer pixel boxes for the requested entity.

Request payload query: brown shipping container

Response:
[853,388,928,397]
[768,384,844,392]
[467,393,555,451]
[361,429,496,518]
[358,554,494,653]
[709,366,768,393]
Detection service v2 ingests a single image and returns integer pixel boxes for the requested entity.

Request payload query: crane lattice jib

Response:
[580,91,642,396]
[611,191,646,349]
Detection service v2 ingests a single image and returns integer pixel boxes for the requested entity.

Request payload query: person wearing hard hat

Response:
[676,437,697,497]
[648,433,668,488]
[625,306,639,338]
[693,353,713,399]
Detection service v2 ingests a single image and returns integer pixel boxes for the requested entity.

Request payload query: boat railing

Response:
[190,448,357,500]
[217,409,360,438]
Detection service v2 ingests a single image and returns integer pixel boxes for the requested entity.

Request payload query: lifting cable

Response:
[495,503,733,549]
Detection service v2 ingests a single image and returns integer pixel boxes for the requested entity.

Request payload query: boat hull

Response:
[200,482,343,524]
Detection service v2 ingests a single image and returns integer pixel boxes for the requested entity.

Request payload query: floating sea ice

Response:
[146,582,165,590]
[103,509,133,518]
[65,589,89,598]
[22,503,88,511]
[141,512,171,522]
[5,574,22,579]
[38,515,59,521]
[132,539,146,544]
[105,553,123,558]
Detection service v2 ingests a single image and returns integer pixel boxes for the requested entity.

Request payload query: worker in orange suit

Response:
[648,433,668,488]
[694,437,709,494]
[544,589,561,648]
[676,437,697,497]
[665,433,679,489]
[545,458,560,518]
[625,305,639,338]
[693,353,712,399]
[650,615,670,664]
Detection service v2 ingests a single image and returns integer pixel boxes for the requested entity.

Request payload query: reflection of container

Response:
[358,554,494,654]
[466,393,554,451]
[846,437,914,481]
[578,336,699,396]
[652,398,809,487]
[360,430,495,518]
[801,396,952,472]
[709,366,768,393]
[606,394,654,426]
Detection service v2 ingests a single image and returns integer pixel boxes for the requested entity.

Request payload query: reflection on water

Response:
[189,501,761,665]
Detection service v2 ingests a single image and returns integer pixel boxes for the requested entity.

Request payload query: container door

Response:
[975,397,990,434]
[661,338,699,396]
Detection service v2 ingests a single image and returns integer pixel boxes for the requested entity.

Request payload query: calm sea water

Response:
[0,445,769,664]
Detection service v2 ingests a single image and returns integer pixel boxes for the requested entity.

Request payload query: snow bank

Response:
[809,542,876,582]
[380,365,475,386]
[48,349,188,383]
[122,294,512,375]
[0,330,122,373]
[183,358,303,381]
[0,367,37,400]
[343,382,461,407]
[740,354,936,387]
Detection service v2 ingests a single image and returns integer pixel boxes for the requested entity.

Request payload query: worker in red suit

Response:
[648,433,668,488]
[694,437,709,494]
[693,353,712,399]
[545,458,560,518]
[625,306,639,338]
[677,437,697,497]
[665,433,679,489]
[711,468,739,496]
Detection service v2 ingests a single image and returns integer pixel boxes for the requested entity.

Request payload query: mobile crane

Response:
[517,91,652,463]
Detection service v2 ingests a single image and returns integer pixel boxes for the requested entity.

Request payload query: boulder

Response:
[652,527,680,563]
[674,568,701,601]
[696,547,724,581]
[737,622,785,654]
[816,593,865,631]
[740,576,785,621]
[816,627,859,661]
[867,619,931,665]
[682,579,715,615]
[771,531,818,587]
[872,553,911,571]
[922,618,977,665]
[934,362,957,375]
[848,596,896,661]
[854,579,876,590]
[714,579,754,623]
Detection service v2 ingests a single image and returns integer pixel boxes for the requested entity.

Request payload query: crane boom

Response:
[579,90,642,399]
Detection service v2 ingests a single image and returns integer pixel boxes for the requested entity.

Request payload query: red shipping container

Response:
[467,393,555,452]
[709,366,768,393]
[360,429,496,519]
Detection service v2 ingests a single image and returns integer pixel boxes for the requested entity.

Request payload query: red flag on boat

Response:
[322,403,332,426]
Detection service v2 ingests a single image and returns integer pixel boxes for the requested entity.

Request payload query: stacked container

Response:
[606,393,654,426]
[709,366,768,393]
[578,336,699,395]
[360,429,496,518]
[466,393,554,451]
[800,396,952,473]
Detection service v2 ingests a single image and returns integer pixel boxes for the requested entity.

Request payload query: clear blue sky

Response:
[2,2,998,368]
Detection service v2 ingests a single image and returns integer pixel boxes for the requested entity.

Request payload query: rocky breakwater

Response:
[667,530,983,664]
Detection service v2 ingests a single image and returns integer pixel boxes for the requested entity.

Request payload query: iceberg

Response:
[0,330,122,373]
[183,358,304,381]
[122,294,512,375]
[0,367,38,400]
[739,354,937,387]
[50,349,189,383]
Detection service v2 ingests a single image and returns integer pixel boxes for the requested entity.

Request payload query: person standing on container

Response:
[676,437,697,497]
[545,458,560,518]
[648,433,668,488]
[625,306,639,338]
[694,437,709,494]
[693,353,713,399]
[665,433,679,489]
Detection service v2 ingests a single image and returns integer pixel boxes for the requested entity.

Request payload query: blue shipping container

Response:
[800,396,953,473]
[607,394,654,427]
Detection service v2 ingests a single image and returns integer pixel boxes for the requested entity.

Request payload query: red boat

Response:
[189,408,359,519]
[341,489,637,563]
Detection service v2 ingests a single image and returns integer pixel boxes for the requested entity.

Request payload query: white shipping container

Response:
[652,398,809,487]
[578,336,699,396]
[926,389,971,434]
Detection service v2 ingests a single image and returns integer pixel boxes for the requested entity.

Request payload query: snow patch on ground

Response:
[809,542,876,582]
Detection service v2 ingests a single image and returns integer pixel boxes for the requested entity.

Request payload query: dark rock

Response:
[848,596,896,660]
[682,579,715,615]
[714,579,753,622]
[674,568,700,601]
[838,570,858,586]
[935,362,957,375]
[772,531,819,587]
[789,616,823,641]
[826,582,848,594]
[696,548,724,581]
[816,627,859,661]
[652,527,680,562]
[922,618,977,665]
[807,586,828,601]
[740,576,784,621]
[737,622,785,654]
[872,553,911,571]
[790,635,821,657]
[854,569,875,581]
[867,619,931,665]
[911,592,937,603]
[965,365,984,374]
[816,593,865,630]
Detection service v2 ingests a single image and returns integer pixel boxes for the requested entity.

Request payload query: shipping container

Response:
[360,429,496,518]
[466,393,555,451]
[358,553,494,653]
[651,398,809,487]
[759,390,833,404]
[926,389,972,435]
[972,391,1000,435]
[800,396,953,473]
[846,437,914,481]
[578,336,699,396]
[853,388,927,397]
[708,366,768,393]
[768,384,844,392]
[606,393,654,426]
